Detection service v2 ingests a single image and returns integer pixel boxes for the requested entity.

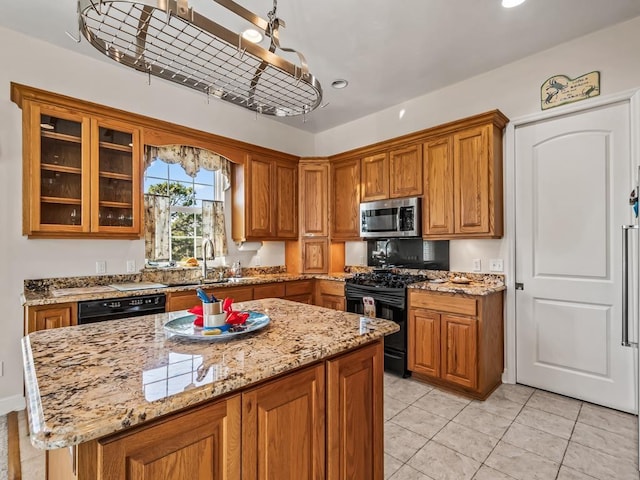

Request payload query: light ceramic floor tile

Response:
[491,383,535,405]
[384,453,404,480]
[389,463,435,480]
[556,465,599,480]
[453,403,513,438]
[385,378,434,404]
[563,441,640,480]
[390,405,448,439]
[485,441,560,480]
[385,372,402,390]
[515,406,575,440]
[502,422,568,463]
[385,393,410,421]
[470,395,524,421]
[408,441,480,480]
[571,421,638,463]
[21,452,46,480]
[526,390,582,421]
[413,388,470,420]
[433,422,499,463]
[577,402,638,439]
[384,421,429,463]
[473,465,517,480]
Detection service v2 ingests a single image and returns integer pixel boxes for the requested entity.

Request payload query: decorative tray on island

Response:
[164,311,270,341]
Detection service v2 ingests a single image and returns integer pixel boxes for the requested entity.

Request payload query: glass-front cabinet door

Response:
[24,100,141,237]
[91,119,140,234]
[31,104,91,234]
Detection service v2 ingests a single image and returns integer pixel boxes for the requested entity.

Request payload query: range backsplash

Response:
[367,239,449,270]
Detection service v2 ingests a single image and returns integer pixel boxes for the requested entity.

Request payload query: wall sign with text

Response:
[540,71,600,110]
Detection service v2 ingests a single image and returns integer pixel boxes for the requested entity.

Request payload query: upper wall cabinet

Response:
[361,153,388,202]
[300,161,329,237]
[331,158,361,240]
[232,154,298,241]
[423,113,507,239]
[360,146,422,202]
[18,100,141,238]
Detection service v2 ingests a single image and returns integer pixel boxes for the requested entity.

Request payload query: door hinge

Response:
[515,282,524,290]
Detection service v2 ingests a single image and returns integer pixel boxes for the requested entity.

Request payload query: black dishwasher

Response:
[77,294,166,324]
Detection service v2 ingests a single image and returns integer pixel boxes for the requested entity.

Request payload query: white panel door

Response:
[515,101,636,412]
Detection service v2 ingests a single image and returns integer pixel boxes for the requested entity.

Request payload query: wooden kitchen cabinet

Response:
[25,302,77,334]
[302,238,329,273]
[408,289,503,399]
[389,144,422,198]
[232,154,298,241]
[326,341,383,480]
[15,92,141,238]
[242,364,325,479]
[300,161,329,237]
[315,280,345,311]
[330,158,361,240]
[284,280,314,304]
[253,282,285,300]
[75,395,241,480]
[423,111,507,239]
[166,285,254,312]
[361,153,389,202]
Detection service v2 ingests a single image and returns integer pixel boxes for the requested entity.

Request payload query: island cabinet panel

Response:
[361,153,389,202]
[327,341,384,480]
[408,289,503,399]
[389,144,423,198]
[26,303,77,334]
[242,364,325,480]
[83,394,241,480]
[330,159,361,240]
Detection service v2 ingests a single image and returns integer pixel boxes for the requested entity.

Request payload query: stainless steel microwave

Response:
[360,197,421,238]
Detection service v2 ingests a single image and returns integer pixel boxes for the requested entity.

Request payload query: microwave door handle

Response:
[396,207,402,231]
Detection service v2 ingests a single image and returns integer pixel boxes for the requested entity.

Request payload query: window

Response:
[144,158,225,261]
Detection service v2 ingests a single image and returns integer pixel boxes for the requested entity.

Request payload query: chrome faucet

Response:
[202,236,215,279]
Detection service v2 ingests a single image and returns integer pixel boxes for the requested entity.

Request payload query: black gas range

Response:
[345,270,428,377]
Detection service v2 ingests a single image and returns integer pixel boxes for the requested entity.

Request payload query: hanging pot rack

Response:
[77,0,323,117]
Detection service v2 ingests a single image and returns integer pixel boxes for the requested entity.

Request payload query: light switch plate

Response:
[472,259,482,272]
[126,260,136,273]
[489,259,504,272]
[0,361,3,377]
[96,261,107,274]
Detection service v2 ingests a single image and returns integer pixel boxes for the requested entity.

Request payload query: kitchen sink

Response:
[166,279,231,287]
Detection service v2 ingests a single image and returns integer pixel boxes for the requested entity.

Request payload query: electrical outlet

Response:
[96,261,106,274]
[0,361,3,377]
[472,259,482,272]
[255,255,261,266]
[126,260,136,273]
[489,259,504,272]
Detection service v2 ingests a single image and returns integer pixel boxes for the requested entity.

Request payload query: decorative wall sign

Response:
[541,71,600,110]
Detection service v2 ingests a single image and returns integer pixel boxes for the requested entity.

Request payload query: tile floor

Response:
[383,373,640,480]
[14,375,640,480]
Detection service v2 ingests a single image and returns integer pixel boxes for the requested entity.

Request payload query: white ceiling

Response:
[2,0,640,133]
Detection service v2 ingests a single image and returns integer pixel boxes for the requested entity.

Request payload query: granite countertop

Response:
[408,274,505,296]
[22,298,397,449]
[22,273,350,306]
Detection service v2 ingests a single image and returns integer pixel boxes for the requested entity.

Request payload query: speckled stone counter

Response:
[22,273,350,306]
[408,273,505,296]
[22,298,397,449]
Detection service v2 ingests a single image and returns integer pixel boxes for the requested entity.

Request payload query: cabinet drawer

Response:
[253,283,286,299]
[409,291,476,316]
[286,280,313,296]
[166,291,199,312]
[317,280,344,296]
[213,286,254,302]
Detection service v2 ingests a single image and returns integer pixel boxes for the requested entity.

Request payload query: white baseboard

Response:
[0,395,25,415]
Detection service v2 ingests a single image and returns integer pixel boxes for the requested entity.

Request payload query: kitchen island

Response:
[22,298,398,480]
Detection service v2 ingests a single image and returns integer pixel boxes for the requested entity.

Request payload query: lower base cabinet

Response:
[50,341,384,480]
[408,289,503,399]
[314,280,345,311]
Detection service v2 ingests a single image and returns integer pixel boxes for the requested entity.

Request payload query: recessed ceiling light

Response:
[241,29,263,43]
[331,79,349,89]
[502,0,526,7]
